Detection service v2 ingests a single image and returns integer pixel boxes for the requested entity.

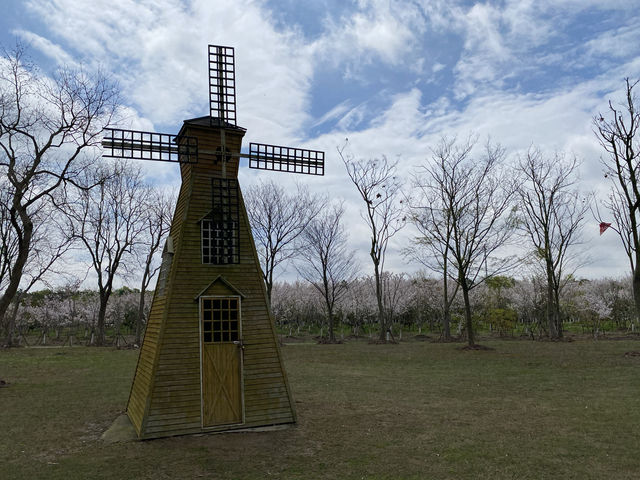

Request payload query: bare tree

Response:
[296,202,359,342]
[64,161,147,345]
[134,187,174,345]
[594,78,640,320]
[409,136,518,347]
[0,44,119,329]
[338,145,405,342]
[517,147,589,339]
[406,141,472,341]
[0,199,74,345]
[245,179,324,306]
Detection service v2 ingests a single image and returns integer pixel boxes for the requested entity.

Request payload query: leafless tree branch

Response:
[338,141,405,342]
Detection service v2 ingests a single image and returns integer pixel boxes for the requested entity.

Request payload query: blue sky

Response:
[2,0,640,281]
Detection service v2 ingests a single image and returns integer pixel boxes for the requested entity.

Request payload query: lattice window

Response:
[202,178,239,264]
[202,298,240,343]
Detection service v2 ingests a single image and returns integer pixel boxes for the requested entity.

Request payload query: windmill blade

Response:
[102,128,198,164]
[247,142,325,176]
[208,45,237,126]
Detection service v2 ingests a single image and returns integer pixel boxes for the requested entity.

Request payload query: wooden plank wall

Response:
[127,122,295,439]
[126,159,194,436]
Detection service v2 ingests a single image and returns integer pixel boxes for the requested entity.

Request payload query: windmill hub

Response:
[215,145,232,164]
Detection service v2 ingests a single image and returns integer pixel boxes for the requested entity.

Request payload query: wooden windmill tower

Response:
[102,45,324,439]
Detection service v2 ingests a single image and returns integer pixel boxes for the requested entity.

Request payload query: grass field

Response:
[1,338,639,479]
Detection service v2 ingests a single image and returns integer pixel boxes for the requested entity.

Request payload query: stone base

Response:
[101,414,138,443]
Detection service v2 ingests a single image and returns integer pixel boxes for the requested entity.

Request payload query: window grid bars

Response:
[202,178,239,265]
[202,298,239,343]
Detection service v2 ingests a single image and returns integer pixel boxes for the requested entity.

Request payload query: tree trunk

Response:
[263,253,277,309]
[442,273,452,341]
[328,308,335,342]
[264,262,274,308]
[546,261,559,340]
[553,285,563,339]
[442,244,452,341]
[633,266,640,326]
[0,207,33,327]
[3,296,21,347]
[136,286,146,346]
[373,260,385,341]
[443,302,451,341]
[136,259,151,346]
[96,295,108,346]
[461,283,475,346]
[322,273,335,343]
[265,282,272,307]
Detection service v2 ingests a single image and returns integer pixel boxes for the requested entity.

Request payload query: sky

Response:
[2,0,640,283]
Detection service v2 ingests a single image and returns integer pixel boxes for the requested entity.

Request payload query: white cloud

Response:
[313,99,353,128]
[449,0,640,100]
[584,23,640,60]
[337,102,373,131]
[23,0,314,142]
[311,0,427,73]
[12,29,77,66]
[452,1,552,98]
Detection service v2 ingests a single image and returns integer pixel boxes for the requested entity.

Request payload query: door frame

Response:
[198,294,245,429]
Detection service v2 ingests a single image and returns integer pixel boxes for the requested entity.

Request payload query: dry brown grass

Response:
[1,338,639,479]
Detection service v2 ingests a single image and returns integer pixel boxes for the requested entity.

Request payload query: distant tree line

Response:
[7,286,151,347]
[271,274,637,341]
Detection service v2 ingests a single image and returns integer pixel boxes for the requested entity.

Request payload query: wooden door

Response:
[201,297,243,427]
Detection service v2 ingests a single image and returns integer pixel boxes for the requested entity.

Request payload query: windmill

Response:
[102,45,324,439]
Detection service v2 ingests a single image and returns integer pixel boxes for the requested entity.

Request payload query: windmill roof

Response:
[182,116,247,132]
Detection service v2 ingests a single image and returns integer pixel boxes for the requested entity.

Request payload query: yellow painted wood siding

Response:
[127,121,295,439]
